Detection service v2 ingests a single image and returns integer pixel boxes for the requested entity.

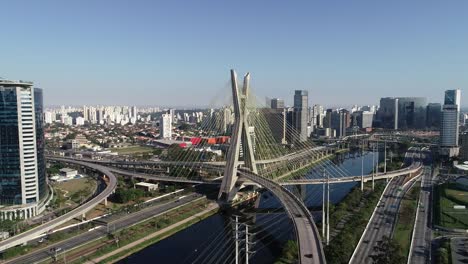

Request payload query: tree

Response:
[371,236,405,264]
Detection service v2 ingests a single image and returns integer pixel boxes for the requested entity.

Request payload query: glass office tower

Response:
[0,79,47,219]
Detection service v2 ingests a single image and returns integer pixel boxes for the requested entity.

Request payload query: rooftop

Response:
[0,78,34,87]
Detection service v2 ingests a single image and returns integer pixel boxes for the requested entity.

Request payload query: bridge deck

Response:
[239,170,326,264]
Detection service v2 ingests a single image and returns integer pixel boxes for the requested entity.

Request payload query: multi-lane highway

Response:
[5,193,205,264]
[350,148,423,264]
[350,176,406,263]
[408,166,433,264]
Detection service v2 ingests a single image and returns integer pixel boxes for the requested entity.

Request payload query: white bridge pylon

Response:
[218,70,258,202]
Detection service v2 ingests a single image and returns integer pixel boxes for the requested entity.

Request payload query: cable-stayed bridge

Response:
[0,70,423,264]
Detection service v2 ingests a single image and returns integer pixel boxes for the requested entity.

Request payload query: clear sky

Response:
[1,0,467,107]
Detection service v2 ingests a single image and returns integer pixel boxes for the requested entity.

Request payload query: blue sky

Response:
[1,0,467,107]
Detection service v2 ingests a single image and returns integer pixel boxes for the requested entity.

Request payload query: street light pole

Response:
[326,172,330,246]
[361,140,364,192]
[372,144,375,191]
[322,173,326,238]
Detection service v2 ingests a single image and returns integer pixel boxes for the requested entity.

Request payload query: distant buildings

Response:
[354,111,374,129]
[0,79,48,220]
[270,98,284,109]
[377,97,427,130]
[440,89,461,157]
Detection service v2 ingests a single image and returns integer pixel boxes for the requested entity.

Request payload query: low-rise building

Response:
[135,182,158,192]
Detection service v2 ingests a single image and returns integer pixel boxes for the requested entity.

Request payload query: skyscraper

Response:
[426,103,441,129]
[0,79,48,220]
[397,97,427,129]
[160,113,172,139]
[331,109,350,138]
[440,89,461,157]
[377,97,399,129]
[293,90,308,142]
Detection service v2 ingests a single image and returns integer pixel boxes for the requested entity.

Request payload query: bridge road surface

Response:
[350,175,410,264]
[408,166,433,264]
[5,193,204,264]
[0,159,117,253]
[239,170,326,264]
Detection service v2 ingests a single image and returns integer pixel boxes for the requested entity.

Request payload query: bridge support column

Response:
[218,70,258,202]
[103,197,108,207]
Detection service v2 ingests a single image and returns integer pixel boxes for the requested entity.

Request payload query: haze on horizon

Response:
[0,0,467,107]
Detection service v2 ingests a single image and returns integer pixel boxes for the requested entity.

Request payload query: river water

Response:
[118,151,380,264]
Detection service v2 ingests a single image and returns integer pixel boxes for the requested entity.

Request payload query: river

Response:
[118,150,380,264]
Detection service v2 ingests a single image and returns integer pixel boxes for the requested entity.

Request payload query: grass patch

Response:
[111,146,155,154]
[434,182,468,229]
[393,182,420,259]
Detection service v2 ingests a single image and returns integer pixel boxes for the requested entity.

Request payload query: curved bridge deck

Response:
[239,169,326,264]
[0,158,117,252]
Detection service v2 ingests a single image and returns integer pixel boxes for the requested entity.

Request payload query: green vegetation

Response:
[434,182,468,229]
[393,183,420,258]
[46,163,63,176]
[112,188,145,203]
[163,144,218,162]
[370,236,405,264]
[324,183,385,264]
[435,237,451,264]
[275,240,298,264]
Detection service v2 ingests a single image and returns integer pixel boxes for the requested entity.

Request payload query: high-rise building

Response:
[331,109,350,138]
[377,97,428,129]
[160,113,172,139]
[377,98,399,129]
[426,103,441,129]
[293,90,308,142]
[440,89,461,157]
[354,111,374,129]
[270,98,284,109]
[459,132,468,161]
[44,111,54,124]
[0,79,48,220]
[397,97,427,129]
[131,106,138,119]
[311,104,324,128]
[261,108,287,144]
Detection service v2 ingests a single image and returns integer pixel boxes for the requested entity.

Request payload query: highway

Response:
[408,166,433,264]
[5,193,205,264]
[0,158,118,252]
[349,174,415,263]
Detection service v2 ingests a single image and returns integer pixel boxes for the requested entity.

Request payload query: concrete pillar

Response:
[103,197,108,207]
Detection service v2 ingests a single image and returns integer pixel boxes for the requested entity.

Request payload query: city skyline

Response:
[1,0,467,106]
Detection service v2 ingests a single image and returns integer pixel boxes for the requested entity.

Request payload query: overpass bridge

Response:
[280,163,423,185]
[0,158,118,252]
